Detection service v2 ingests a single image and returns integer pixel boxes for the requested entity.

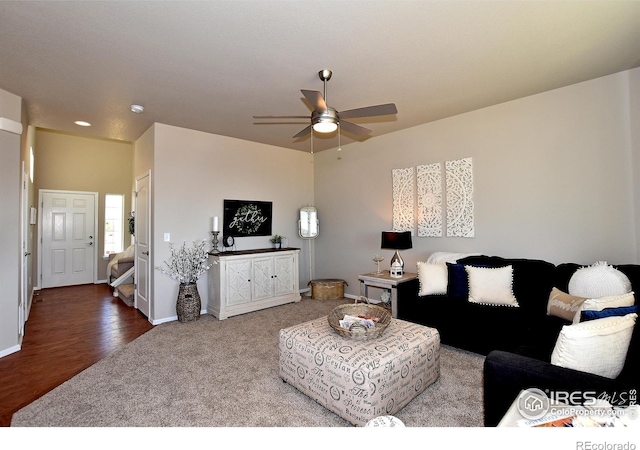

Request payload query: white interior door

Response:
[19,166,29,336]
[135,172,151,319]
[41,191,96,288]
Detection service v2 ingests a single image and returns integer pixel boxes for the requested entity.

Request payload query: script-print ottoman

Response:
[279,316,440,426]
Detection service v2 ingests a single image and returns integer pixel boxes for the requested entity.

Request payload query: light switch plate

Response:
[164,233,170,242]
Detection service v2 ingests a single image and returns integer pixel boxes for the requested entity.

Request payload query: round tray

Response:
[328,296,392,341]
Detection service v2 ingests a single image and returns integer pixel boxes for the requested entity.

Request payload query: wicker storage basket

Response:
[308,279,348,300]
[328,296,391,341]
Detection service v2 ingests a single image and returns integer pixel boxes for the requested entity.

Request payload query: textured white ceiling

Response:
[1,1,639,152]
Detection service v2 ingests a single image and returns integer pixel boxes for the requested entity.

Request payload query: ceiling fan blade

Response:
[340,120,371,136]
[301,89,327,112]
[253,115,310,119]
[338,103,397,119]
[292,125,312,139]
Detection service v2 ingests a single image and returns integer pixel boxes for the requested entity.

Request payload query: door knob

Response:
[142,251,149,255]
[87,242,93,246]
[24,252,31,257]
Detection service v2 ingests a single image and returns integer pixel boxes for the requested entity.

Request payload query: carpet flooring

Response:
[11,297,485,427]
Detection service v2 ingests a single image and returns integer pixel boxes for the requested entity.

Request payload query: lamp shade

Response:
[381,231,412,250]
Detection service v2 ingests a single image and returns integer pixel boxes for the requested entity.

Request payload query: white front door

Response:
[41,190,96,288]
[135,172,151,319]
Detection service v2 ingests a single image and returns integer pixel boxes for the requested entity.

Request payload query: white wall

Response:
[314,70,638,298]
[149,124,314,322]
[0,88,22,356]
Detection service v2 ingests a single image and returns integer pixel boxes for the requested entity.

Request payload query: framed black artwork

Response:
[223,200,273,237]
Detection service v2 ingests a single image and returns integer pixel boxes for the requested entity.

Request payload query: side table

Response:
[358,270,417,318]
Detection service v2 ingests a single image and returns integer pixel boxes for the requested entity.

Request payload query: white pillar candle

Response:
[213,216,219,232]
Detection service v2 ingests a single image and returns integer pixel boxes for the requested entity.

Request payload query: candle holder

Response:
[210,231,220,254]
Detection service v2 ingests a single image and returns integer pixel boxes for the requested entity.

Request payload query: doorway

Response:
[39,190,98,288]
[19,165,29,337]
[135,172,151,319]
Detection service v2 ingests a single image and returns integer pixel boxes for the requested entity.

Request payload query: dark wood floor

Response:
[0,283,154,426]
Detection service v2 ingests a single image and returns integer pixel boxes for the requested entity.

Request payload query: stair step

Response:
[116,284,135,307]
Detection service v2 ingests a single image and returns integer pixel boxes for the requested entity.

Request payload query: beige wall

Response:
[149,123,314,322]
[34,129,134,282]
[0,88,22,355]
[315,70,638,298]
[630,69,640,259]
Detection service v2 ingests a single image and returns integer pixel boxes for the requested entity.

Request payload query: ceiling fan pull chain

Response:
[337,123,341,152]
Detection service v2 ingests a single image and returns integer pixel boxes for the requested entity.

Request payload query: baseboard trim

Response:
[0,344,21,359]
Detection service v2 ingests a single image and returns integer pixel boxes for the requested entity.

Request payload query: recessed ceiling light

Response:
[74,121,91,127]
[130,104,144,113]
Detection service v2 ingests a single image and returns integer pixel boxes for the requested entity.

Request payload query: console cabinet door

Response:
[274,253,295,296]
[252,256,274,301]
[225,258,252,306]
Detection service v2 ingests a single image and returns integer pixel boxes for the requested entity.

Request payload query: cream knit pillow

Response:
[568,262,631,298]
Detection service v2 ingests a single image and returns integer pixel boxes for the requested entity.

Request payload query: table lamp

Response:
[381,231,412,278]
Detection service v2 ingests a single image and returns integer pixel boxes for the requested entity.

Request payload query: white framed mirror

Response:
[299,206,319,239]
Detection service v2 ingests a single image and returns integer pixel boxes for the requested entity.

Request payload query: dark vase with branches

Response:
[156,240,215,322]
[128,212,135,236]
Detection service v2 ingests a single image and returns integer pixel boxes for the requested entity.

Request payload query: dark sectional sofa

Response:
[395,255,640,426]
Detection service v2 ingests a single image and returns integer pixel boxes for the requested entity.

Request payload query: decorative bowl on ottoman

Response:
[328,296,392,341]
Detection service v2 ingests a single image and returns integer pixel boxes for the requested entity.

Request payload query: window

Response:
[104,194,124,256]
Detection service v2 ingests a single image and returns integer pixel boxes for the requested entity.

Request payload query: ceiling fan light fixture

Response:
[312,121,338,133]
[311,107,338,133]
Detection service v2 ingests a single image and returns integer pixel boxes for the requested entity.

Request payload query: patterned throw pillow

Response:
[547,288,587,322]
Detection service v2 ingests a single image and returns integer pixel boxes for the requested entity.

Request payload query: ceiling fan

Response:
[253,69,398,139]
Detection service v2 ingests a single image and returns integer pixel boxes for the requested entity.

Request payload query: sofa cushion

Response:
[572,292,635,324]
[550,313,637,379]
[465,265,518,307]
[547,287,586,321]
[568,262,632,298]
[417,262,447,296]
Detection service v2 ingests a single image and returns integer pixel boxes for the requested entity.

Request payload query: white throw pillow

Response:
[572,292,635,324]
[417,262,448,296]
[568,262,631,298]
[465,265,519,307]
[551,313,637,379]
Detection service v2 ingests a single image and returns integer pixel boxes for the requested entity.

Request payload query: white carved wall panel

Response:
[392,167,415,232]
[417,163,442,237]
[445,157,475,237]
